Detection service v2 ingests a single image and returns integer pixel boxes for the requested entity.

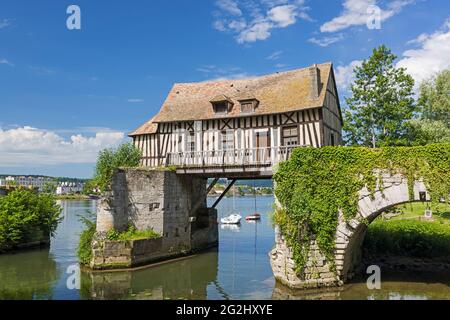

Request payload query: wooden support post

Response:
[212,179,237,209]
[206,177,220,195]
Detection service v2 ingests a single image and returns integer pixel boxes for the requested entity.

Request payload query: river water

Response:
[0,198,448,300]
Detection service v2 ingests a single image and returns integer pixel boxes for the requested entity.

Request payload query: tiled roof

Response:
[128,116,158,136]
[129,62,334,135]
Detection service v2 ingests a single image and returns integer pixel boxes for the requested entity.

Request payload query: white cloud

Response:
[0,126,125,166]
[0,58,14,67]
[266,50,283,60]
[213,0,311,43]
[308,34,345,47]
[267,5,298,27]
[29,65,55,75]
[335,60,363,92]
[0,19,11,29]
[237,20,273,43]
[320,0,415,33]
[127,98,144,103]
[216,0,242,16]
[397,18,450,87]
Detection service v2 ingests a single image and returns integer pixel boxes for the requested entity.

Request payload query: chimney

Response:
[309,64,321,100]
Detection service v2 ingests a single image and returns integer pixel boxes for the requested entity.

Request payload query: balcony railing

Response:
[166,146,299,168]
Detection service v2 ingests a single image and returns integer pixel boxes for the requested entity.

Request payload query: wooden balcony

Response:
[165,146,299,178]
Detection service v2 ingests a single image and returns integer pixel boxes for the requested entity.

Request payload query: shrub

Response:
[77,214,96,265]
[363,219,450,258]
[93,142,142,192]
[0,188,62,251]
[106,225,160,241]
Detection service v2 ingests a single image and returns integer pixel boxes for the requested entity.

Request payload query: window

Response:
[241,101,254,113]
[213,102,228,114]
[187,132,195,151]
[330,133,335,146]
[221,130,234,150]
[282,126,299,147]
[240,99,259,113]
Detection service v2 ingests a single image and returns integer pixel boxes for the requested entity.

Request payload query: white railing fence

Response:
[166,146,299,167]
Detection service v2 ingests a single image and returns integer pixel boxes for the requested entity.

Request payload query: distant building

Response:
[56,181,84,195]
[2,176,55,191]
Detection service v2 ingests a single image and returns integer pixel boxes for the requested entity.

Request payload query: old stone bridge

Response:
[271,172,432,289]
[93,152,433,289]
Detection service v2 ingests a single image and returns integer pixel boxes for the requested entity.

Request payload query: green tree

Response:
[42,182,57,194]
[0,189,61,250]
[93,142,142,192]
[343,45,416,147]
[409,70,450,145]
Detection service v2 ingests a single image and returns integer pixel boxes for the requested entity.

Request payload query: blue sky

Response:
[0,0,449,178]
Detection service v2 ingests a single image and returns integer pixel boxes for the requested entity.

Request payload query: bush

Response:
[94,142,142,192]
[77,214,96,265]
[0,188,62,251]
[106,225,160,241]
[363,219,450,258]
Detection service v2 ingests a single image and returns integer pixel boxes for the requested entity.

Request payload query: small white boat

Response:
[220,213,242,225]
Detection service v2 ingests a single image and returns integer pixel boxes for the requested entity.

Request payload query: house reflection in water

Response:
[81,250,219,300]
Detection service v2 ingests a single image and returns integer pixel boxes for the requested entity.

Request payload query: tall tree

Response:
[343,45,416,147]
[418,69,450,124]
[409,70,450,145]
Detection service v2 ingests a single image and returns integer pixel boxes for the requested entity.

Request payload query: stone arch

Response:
[270,172,432,289]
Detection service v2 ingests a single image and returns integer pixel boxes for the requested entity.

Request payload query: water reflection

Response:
[272,272,450,300]
[0,249,59,300]
[0,197,448,300]
[80,250,219,300]
[220,224,241,232]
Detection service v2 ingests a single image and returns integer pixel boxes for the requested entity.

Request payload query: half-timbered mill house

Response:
[129,62,342,177]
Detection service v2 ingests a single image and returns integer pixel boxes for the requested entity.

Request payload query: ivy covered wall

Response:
[273,143,450,274]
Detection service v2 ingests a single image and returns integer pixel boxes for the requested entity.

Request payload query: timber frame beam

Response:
[211,179,237,209]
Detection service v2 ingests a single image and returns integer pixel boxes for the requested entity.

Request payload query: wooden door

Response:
[256,131,271,163]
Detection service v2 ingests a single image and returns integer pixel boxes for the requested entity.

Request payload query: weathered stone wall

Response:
[270,173,432,289]
[93,168,218,270]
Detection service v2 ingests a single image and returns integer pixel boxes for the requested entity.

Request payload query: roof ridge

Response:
[173,62,332,86]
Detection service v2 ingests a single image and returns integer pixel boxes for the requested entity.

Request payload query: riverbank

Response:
[55,194,93,200]
[361,202,450,274]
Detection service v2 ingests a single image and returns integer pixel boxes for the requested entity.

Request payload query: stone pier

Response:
[91,168,218,270]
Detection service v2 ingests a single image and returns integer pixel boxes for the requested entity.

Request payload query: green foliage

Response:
[418,69,450,125]
[363,220,450,258]
[273,143,450,274]
[0,188,62,251]
[77,213,96,265]
[408,119,450,146]
[82,179,99,195]
[93,142,142,192]
[408,70,450,146]
[106,225,160,241]
[343,45,416,147]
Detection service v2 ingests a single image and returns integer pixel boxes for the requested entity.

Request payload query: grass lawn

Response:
[384,202,450,225]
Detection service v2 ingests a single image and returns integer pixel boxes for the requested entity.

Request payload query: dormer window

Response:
[239,99,259,114]
[213,102,228,114]
[210,94,233,115]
